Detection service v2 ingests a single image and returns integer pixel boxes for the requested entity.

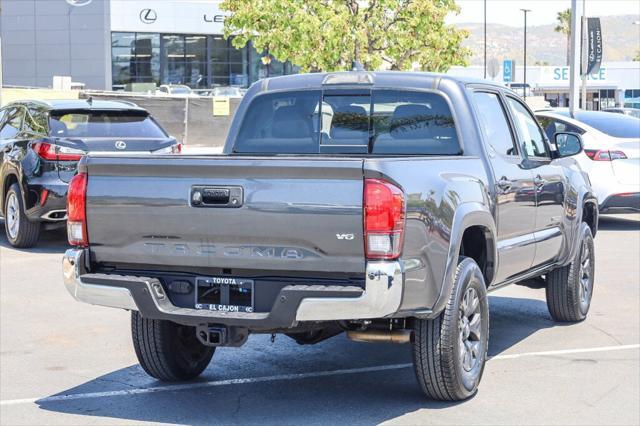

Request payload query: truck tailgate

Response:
[84,156,365,274]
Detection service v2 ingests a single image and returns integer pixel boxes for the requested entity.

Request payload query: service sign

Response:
[110,0,227,34]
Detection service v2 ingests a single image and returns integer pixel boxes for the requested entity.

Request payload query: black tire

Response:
[3,183,40,248]
[412,257,490,401]
[546,222,595,322]
[131,312,215,381]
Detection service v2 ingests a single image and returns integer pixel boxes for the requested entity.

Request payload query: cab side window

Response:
[538,116,584,142]
[472,92,518,156]
[0,107,24,139]
[506,97,549,158]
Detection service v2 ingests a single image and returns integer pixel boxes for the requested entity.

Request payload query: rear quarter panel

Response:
[364,157,491,313]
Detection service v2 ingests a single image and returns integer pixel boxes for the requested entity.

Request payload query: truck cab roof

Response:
[253,71,510,94]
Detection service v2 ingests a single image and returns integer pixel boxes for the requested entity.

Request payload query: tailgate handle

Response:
[191,186,243,208]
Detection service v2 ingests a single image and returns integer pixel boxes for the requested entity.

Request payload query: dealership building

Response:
[448,61,640,110]
[0,0,297,91]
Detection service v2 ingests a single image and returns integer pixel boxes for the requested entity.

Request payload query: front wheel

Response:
[546,222,595,322]
[131,312,215,381]
[412,257,490,401]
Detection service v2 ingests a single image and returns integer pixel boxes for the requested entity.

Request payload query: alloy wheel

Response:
[578,242,594,309]
[459,287,482,372]
[6,193,20,240]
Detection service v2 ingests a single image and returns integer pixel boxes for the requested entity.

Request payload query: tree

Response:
[220,0,470,73]
[554,8,571,66]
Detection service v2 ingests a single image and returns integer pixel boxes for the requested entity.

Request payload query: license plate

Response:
[195,277,254,313]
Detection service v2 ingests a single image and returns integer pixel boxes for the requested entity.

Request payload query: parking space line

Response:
[1,343,638,407]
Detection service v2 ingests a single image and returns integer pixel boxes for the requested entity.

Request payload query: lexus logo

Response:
[115,141,127,150]
[139,8,157,24]
[66,0,93,6]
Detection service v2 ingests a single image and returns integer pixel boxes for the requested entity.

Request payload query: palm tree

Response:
[555,9,571,66]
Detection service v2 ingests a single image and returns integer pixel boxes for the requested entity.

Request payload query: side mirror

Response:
[553,132,583,158]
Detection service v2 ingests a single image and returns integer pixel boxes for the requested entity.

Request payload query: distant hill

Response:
[457,14,640,66]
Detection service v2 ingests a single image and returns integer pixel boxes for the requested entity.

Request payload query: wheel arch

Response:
[430,202,497,317]
[1,172,20,216]
[582,196,598,238]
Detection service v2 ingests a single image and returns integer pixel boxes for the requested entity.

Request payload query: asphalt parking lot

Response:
[1,214,639,425]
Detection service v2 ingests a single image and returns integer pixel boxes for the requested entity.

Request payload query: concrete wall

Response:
[0,0,111,90]
[0,88,79,107]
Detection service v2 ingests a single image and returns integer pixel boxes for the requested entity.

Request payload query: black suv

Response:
[0,99,180,247]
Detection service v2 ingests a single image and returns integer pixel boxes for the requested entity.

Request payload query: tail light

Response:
[153,143,182,154]
[67,172,88,247]
[32,142,84,161]
[364,178,406,260]
[584,149,627,161]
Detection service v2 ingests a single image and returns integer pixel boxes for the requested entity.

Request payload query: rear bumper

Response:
[25,181,68,223]
[62,249,404,329]
[599,192,640,214]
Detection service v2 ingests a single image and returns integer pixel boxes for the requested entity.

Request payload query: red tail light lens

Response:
[584,149,627,161]
[364,178,406,260]
[172,143,182,154]
[32,142,84,161]
[67,172,88,247]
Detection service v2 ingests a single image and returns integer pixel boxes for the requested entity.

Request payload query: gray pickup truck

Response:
[63,72,598,401]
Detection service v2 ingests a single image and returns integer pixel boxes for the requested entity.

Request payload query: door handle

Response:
[496,178,512,191]
[534,175,546,188]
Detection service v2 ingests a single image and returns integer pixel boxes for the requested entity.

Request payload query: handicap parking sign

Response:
[503,60,514,82]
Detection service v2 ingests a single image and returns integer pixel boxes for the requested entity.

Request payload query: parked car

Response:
[157,84,194,96]
[63,72,597,401]
[602,107,640,119]
[0,99,180,247]
[536,109,639,213]
[211,86,244,98]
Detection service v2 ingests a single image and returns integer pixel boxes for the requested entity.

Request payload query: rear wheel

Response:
[131,312,215,381]
[4,184,40,248]
[546,222,595,322]
[412,257,489,401]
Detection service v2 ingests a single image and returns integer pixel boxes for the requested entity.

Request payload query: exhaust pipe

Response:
[347,329,412,344]
[40,210,67,221]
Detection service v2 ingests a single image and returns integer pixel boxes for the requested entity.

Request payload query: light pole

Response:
[521,9,531,101]
[483,0,487,79]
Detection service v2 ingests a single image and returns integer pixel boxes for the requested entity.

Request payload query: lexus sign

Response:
[66,0,93,6]
[139,8,157,24]
[110,0,227,34]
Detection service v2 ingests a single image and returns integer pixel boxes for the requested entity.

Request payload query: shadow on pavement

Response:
[598,215,640,232]
[0,219,69,254]
[36,296,554,424]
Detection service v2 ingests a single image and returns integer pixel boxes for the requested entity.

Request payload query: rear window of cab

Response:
[233,90,461,155]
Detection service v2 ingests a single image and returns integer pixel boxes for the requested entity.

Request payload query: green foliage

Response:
[554,8,571,66]
[220,0,470,72]
[554,8,571,36]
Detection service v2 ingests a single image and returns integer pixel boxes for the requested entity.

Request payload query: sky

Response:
[447,0,640,27]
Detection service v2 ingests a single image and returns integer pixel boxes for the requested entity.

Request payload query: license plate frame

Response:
[195,277,254,313]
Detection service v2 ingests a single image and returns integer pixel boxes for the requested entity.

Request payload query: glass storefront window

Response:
[112,32,160,89]
[624,89,640,109]
[133,33,160,85]
[210,36,248,87]
[186,36,208,87]
[112,32,298,91]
